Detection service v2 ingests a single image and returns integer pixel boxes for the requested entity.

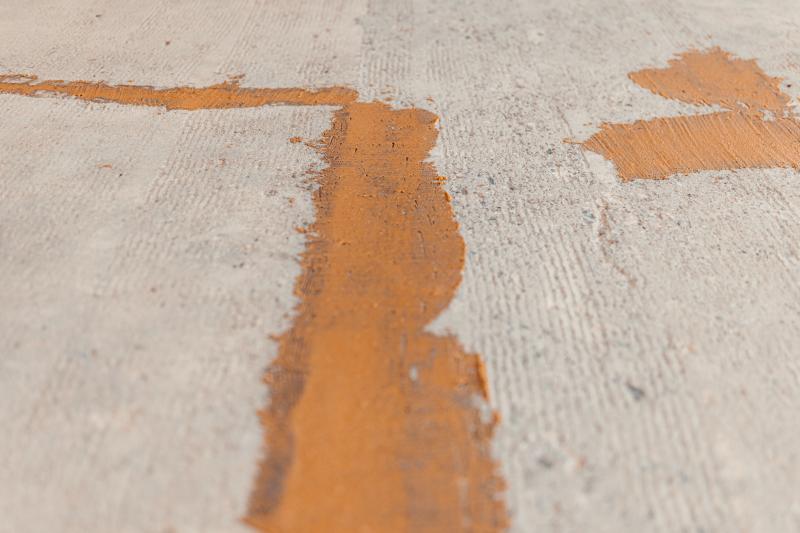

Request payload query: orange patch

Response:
[629,47,789,113]
[245,101,507,532]
[579,48,800,181]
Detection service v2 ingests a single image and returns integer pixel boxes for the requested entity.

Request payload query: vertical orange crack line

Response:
[244,101,508,532]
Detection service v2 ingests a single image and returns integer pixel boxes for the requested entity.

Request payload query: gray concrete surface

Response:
[2,1,800,532]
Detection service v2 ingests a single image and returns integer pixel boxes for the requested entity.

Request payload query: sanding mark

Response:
[579,48,800,181]
[0,76,507,532]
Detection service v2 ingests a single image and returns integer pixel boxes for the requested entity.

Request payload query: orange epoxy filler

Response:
[0,74,357,108]
[247,101,506,532]
[581,48,800,181]
[0,76,507,531]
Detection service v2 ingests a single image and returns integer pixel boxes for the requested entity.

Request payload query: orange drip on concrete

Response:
[0,75,507,532]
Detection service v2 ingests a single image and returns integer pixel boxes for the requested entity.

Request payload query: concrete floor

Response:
[2,1,800,531]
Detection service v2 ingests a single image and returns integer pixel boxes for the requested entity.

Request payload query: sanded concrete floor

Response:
[2,1,800,532]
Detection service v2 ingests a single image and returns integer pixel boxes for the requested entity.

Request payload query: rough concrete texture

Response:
[2,1,800,532]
